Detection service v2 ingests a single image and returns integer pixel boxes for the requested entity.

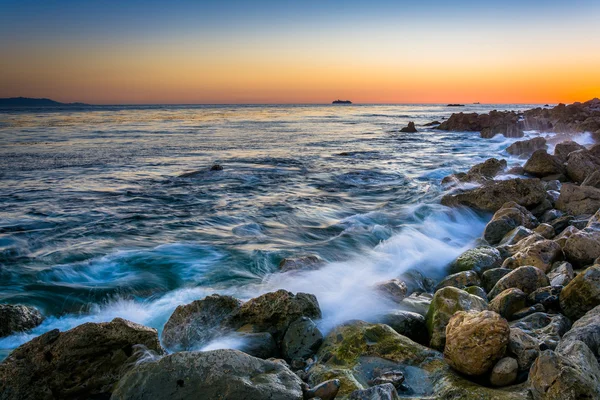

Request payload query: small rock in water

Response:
[0,304,44,338]
[210,164,224,171]
[368,369,405,389]
[399,121,417,133]
[374,278,408,303]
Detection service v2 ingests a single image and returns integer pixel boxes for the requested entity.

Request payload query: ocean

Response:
[1,103,591,358]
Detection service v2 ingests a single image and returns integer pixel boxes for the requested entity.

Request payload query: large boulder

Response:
[444,311,510,376]
[554,140,586,163]
[501,239,562,273]
[510,312,571,350]
[523,150,565,178]
[466,158,507,180]
[483,202,538,245]
[161,294,242,351]
[111,349,304,400]
[425,287,488,350]
[489,266,550,299]
[582,170,600,188]
[0,318,163,400]
[377,310,428,345]
[0,304,44,338]
[225,290,322,342]
[441,178,546,212]
[488,288,527,320]
[563,227,600,267]
[555,183,600,215]
[281,317,323,362]
[506,137,547,157]
[558,305,600,360]
[508,327,542,371]
[565,149,600,183]
[437,111,521,138]
[435,270,480,291]
[449,246,502,275]
[560,265,600,320]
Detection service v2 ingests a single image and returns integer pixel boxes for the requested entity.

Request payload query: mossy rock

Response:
[450,246,502,275]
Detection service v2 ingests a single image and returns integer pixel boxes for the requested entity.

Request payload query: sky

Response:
[1,0,599,104]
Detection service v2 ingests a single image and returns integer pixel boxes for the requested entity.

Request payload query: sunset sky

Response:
[1,0,599,104]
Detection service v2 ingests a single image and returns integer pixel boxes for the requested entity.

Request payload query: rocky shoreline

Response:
[2,100,600,399]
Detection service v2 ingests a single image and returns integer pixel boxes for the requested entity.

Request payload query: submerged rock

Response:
[0,304,44,338]
[0,318,163,400]
[111,349,304,400]
[349,383,400,400]
[279,255,325,272]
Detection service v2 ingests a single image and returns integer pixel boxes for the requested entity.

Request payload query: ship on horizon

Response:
[332,99,352,104]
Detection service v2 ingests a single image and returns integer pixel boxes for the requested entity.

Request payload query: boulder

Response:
[560,265,600,320]
[0,318,163,400]
[304,379,341,400]
[555,183,600,215]
[234,332,278,359]
[374,279,408,303]
[489,266,550,299]
[444,311,510,375]
[506,137,547,157]
[511,304,545,320]
[0,304,44,338]
[501,239,562,273]
[483,202,538,245]
[437,111,521,137]
[279,255,325,272]
[281,317,323,362]
[465,286,488,301]
[162,294,242,351]
[582,170,600,188]
[425,287,488,350]
[482,268,512,292]
[563,228,600,267]
[558,305,600,360]
[490,357,518,387]
[398,292,433,317]
[565,149,600,183]
[348,383,400,400]
[554,140,586,162]
[488,288,527,320]
[111,349,304,400]
[508,327,542,371]
[449,246,502,275]
[399,122,417,133]
[533,223,555,239]
[510,312,571,350]
[377,311,428,345]
[466,158,507,180]
[435,270,480,291]
[441,178,546,212]
[523,150,565,178]
[547,261,575,286]
[527,286,562,310]
[225,290,322,343]
[498,226,535,247]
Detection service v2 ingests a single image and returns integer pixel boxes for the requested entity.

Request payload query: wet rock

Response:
[282,317,323,362]
[501,239,562,273]
[444,310,510,375]
[554,140,586,163]
[563,227,600,267]
[548,215,575,235]
[397,269,435,294]
[508,327,542,371]
[225,290,321,343]
[582,170,600,188]
[449,246,502,275]
[523,149,565,178]
[368,369,405,389]
[437,110,523,138]
[554,225,578,249]
[441,178,546,212]
[489,288,527,320]
[498,226,534,247]
[499,232,545,258]
[0,304,44,338]
[490,357,518,387]
[349,383,400,400]
[162,294,242,351]
[304,379,341,400]
[558,305,600,360]
[464,285,488,301]
[279,255,325,272]
[425,287,488,350]
[527,286,562,310]
[489,266,550,299]
[399,121,417,133]
[506,137,547,157]
[560,265,600,320]
[547,261,575,286]
[111,349,304,400]
[374,279,408,303]
[483,202,538,245]
[435,270,480,291]
[541,209,562,223]
[466,158,507,180]
[0,318,163,400]
[555,183,600,215]
[210,164,224,171]
[482,268,512,292]
[511,304,545,320]
[510,312,571,350]
[377,311,428,345]
[398,292,433,316]
[565,149,600,183]
[237,332,278,359]
[533,223,555,239]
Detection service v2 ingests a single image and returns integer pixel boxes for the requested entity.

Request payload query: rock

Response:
[111,349,303,400]
[466,158,507,180]
[464,286,488,301]
[482,268,512,292]
[483,202,538,245]
[541,209,563,223]
[162,294,242,351]
[547,261,575,286]
[425,287,488,350]
[398,292,433,316]
[489,288,527,320]
[399,121,417,133]
[377,311,428,345]
[435,270,480,291]
[534,223,555,239]
[558,305,600,360]
[0,318,163,400]
[279,255,325,272]
[529,346,600,400]
[225,290,322,343]
[555,183,600,215]
[582,170,600,188]
[508,327,542,371]
[348,383,400,400]
[510,312,571,350]
[424,120,441,126]
[444,310,510,375]
[210,164,224,171]
[501,239,562,273]
[304,379,341,400]
[563,227,600,267]
[490,357,518,387]
[560,265,600,320]
[548,215,575,235]
[368,370,405,389]
[554,225,578,249]
[523,149,565,178]
[374,279,408,303]
[282,317,323,362]
[236,332,278,359]
[554,140,586,163]
[441,178,546,212]
[0,304,44,338]
[506,137,547,157]
[499,232,545,258]
[511,304,545,320]
[527,286,562,310]
[489,266,550,299]
[437,111,522,138]
[397,269,436,294]
[449,246,502,275]
[565,149,600,183]
[498,226,534,247]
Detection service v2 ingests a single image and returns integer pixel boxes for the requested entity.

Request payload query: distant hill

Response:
[0,97,90,107]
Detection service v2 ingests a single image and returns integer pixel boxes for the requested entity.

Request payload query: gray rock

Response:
[558,305,600,360]
[282,317,323,361]
[507,137,547,157]
[0,304,44,338]
[349,383,400,400]
[582,170,600,188]
[510,312,571,350]
[464,286,488,301]
[547,262,575,286]
[511,304,545,320]
[377,310,428,345]
[398,292,433,317]
[565,148,600,183]
[374,279,408,303]
[523,149,565,178]
[508,327,542,371]
[554,140,586,163]
[279,255,325,272]
[237,332,278,359]
[490,357,518,387]
[482,268,512,292]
